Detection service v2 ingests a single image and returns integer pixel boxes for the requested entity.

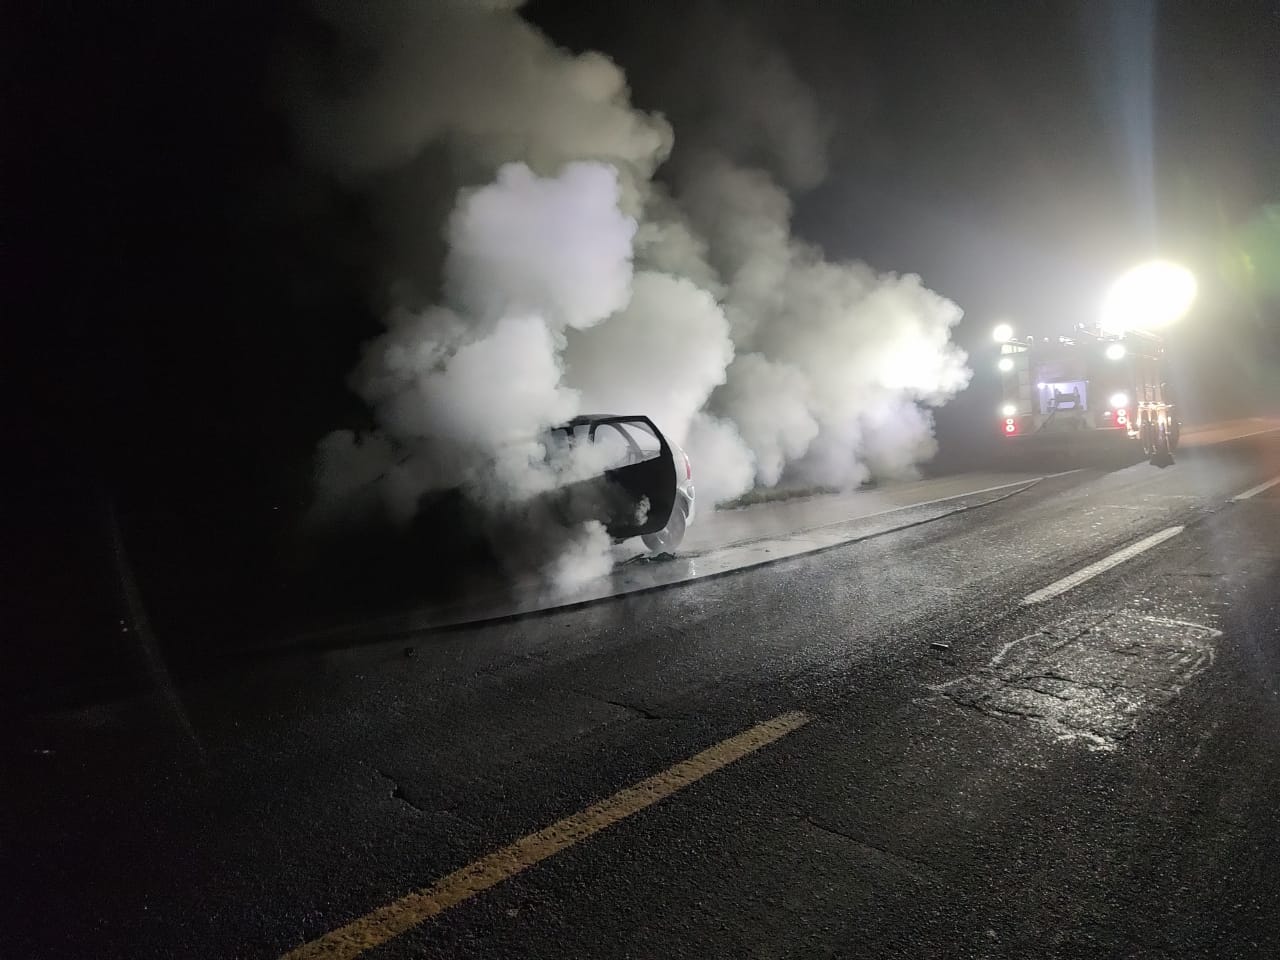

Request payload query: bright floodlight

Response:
[1100,260,1197,334]
[992,323,1014,342]
[1110,392,1129,408]
[1105,343,1127,360]
[998,357,1014,372]
[1001,403,1017,416]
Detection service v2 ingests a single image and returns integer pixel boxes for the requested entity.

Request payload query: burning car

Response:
[545,415,695,552]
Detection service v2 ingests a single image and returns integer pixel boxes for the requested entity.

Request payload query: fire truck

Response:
[996,325,1180,461]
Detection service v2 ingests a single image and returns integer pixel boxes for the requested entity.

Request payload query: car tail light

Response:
[1003,416,1019,436]
[1115,408,1128,425]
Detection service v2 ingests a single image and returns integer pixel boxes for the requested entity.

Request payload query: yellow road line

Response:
[280,710,812,960]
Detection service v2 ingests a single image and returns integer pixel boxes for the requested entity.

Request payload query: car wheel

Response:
[642,503,687,553]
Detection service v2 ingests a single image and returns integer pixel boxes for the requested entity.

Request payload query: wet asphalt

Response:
[5,433,1280,959]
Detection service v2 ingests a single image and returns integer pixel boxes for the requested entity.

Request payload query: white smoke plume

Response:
[546,520,614,595]
[294,0,670,203]
[313,159,633,513]
[296,1,970,587]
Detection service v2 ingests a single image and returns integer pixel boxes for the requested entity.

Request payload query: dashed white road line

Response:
[1021,526,1185,605]
[1230,475,1280,502]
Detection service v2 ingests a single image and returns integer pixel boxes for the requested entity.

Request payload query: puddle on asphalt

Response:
[932,609,1220,751]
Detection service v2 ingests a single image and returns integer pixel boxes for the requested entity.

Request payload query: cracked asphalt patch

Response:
[932,610,1220,750]
[378,769,433,815]
[571,689,683,721]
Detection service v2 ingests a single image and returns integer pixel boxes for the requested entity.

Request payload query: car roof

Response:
[562,414,653,426]
[554,415,667,443]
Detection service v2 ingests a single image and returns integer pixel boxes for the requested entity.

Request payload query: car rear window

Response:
[591,420,662,468]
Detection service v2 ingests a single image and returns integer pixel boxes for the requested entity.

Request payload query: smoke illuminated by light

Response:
[1100,260,1197,334]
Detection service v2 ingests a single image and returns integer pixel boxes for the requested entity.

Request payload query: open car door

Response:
[549,416,677,540]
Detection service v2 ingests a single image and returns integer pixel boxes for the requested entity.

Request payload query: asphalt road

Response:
[6,432,1280,959]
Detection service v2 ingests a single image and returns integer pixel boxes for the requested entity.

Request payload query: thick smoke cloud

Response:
[295,0,670,198]
[594,1,834,193]
[314,161,635,519]
[296,0,970,585]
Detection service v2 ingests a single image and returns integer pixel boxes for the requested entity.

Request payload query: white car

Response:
[546,415,694,552]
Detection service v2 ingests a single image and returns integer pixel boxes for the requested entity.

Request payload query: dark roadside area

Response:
[4,477,507,711]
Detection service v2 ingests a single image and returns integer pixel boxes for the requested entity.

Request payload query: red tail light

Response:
[1003,417,1020,436]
